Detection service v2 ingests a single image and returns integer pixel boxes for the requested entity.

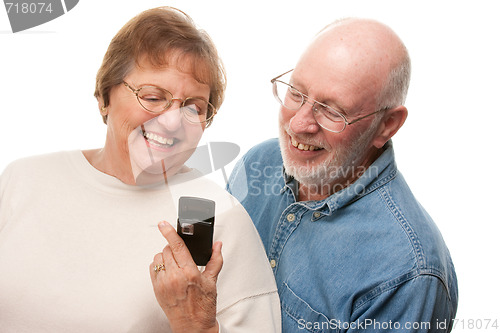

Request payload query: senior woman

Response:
[0,7,280,332]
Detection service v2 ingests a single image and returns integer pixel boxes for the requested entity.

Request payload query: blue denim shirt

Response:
[227,139,458,332]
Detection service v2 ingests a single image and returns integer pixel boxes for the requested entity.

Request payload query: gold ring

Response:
[154,263,165,273]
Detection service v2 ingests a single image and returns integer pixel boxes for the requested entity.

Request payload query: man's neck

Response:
[297,147,383,202]
[298,183,331,201]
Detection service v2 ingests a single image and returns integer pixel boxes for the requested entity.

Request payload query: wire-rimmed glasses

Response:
[271,69,387,133]
[123,81,216,124]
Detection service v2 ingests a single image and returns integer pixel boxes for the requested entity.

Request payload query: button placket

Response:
[268,205,302,273]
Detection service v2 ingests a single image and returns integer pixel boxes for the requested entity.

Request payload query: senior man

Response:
[228,18,458,332]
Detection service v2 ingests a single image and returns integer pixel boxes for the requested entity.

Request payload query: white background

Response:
[1,0,499,330]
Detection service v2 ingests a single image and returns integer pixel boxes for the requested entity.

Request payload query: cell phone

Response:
[177,196,216,266]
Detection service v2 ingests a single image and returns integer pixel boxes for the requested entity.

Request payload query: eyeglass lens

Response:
[137,86,213,123]
[273,81,346,132]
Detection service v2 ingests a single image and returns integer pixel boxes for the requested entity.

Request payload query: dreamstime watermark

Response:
[3,0,79,33]
[246,161,378,198]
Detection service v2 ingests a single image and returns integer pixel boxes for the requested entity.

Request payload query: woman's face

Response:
[104,61,210,184]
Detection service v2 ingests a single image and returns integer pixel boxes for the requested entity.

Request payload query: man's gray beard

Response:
[279,120,379,188]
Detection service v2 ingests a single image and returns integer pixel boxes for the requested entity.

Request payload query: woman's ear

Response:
[372,106,408,148]
[97,98,108,124]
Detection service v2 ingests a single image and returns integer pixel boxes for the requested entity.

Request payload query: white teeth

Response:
[144,132,174,147]
[291,137,321,151]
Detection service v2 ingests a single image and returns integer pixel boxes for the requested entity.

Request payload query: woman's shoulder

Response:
[0,151,85,191]
[2,151,79,176]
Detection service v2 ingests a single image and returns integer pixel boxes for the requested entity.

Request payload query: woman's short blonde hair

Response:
[94,7,226,126]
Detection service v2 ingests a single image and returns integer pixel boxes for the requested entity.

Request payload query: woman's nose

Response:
[157,101,183,131]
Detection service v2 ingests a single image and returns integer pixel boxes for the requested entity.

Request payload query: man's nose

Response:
[288,100,320,134]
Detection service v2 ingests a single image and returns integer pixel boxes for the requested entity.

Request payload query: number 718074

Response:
[5,2,54,14]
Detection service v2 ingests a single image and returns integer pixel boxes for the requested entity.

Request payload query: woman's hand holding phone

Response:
[150,221,223,333]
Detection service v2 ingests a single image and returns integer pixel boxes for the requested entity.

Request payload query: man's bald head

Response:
[305,18,411,109]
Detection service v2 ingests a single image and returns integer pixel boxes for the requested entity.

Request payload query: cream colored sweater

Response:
[0,151,280,332]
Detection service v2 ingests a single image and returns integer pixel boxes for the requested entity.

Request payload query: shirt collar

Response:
[282,140,398,214]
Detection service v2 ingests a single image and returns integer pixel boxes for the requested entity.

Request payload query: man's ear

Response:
[372,106,408,148]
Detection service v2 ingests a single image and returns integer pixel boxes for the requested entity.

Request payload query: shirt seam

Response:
[353,269,452,311]
[377,184,426,269]
[216,290,279,315]
[226,153,246,193]
[282,282,330,333]
[376,184,452,298]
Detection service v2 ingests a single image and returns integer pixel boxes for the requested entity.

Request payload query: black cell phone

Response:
[177,196,215,266]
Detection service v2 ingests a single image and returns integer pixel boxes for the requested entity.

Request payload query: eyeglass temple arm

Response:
[346,107,390,125]
[122,81,138,94]
[271,69,294,83]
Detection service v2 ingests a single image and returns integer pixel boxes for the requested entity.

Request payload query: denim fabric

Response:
[227,138,458,332]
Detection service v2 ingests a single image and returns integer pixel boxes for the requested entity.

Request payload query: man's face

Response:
[278,29,387,191]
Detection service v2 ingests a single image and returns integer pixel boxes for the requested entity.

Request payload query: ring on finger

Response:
[154,263,165,273]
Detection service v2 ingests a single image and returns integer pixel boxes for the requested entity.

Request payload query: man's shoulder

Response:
[368,174,457,291]
[227,138,283,201]
[242,138,282,164]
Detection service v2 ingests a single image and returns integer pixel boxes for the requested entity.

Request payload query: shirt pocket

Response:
[280,282,340,333]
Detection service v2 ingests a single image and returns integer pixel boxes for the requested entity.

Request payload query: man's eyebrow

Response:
[291,79,350,116]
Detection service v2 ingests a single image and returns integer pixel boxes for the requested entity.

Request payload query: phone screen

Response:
[177,196,215,266]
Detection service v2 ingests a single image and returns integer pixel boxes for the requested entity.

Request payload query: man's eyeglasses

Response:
[123,81,216,124]
[271,69,387,133]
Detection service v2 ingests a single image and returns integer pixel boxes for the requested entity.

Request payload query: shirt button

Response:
[270,259,276,268]
[286,213,295,222]
[313,212,321,218]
